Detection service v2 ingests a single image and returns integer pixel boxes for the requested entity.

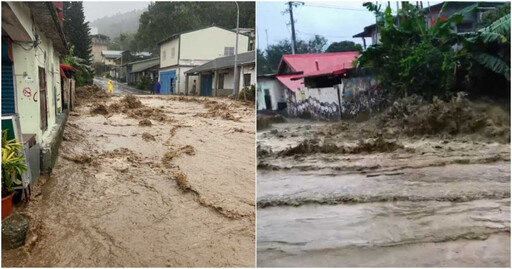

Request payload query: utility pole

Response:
[396,2,400,26]
[265,29,269,49]
[233,1,240,98]
[285,2,303,54]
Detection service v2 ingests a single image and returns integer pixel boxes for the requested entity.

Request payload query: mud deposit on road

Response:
[257,116,510,267]
[2,89,255,267]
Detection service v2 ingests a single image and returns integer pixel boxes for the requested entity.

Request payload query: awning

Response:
[60,64,75,78]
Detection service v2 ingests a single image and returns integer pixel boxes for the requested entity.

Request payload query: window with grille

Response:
[243,74,251,87]
[224,47,234,56]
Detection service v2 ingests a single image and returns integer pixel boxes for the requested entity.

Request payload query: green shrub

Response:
[238,84,255,101]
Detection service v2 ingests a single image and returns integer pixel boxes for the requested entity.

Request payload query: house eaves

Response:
[157,24,251,46]
[185,51,255,74]
[28,2,68,54]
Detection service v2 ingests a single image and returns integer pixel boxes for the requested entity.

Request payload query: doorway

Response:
[39,67,48,131]
[264,89,272,110]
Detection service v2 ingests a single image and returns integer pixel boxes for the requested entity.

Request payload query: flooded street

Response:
[2,86,255,267]
[257,121,510,267]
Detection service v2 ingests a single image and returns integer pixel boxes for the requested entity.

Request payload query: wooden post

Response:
[185,73,189,95]
[197,73,202,96]
[213,70,218,96]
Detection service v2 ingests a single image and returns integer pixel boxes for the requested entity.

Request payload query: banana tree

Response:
[357,2,477,100]
[465,14,510,80]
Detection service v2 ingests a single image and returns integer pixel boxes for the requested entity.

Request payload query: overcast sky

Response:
[83,1,150,22]
[257,1,441,50]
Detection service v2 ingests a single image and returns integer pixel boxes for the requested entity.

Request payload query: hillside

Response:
[90,8,145,38]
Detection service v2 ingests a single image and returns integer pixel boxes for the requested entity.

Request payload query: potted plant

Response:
[2,130,27,220]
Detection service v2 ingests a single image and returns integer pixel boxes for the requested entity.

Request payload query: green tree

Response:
[356,2,477,100]
[133,2,255,54]
[62,44,94,86]
[326,41,360,52]
[109,33,136,51]
[307,35,328,53]
[481,3,511,27]
[63,2,92,62]
[257,49,272,75]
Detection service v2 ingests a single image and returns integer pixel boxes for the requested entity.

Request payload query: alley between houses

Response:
[1,83,255,267]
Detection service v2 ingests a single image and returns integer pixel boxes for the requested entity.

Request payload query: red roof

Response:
[276,74,305,93]
[276,51,359,92]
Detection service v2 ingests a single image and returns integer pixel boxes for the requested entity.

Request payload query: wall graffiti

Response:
[340,76,386,118]
[287,93,341,119]
[285,76,386,120]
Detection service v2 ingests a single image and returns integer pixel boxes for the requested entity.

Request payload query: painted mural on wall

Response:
[340,76,386,118]
[286,88,341,119]
[284,76,386,120]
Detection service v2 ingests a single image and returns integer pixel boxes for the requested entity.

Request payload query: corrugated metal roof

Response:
[130,58,160,73]
[185,51,255,74]
[276,51,359,92]
[276,74,305,93]
[101,50,123,58]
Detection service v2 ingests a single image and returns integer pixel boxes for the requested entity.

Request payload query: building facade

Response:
[2,2,71,175]
[185,51,255,96]
[91,34,110,63]
[353,1,507,47]
[158,25,250,95]
[257,75,286,111]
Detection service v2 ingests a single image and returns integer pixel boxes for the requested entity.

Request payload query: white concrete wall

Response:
[257,78,285,110]
[298,87,339,104]
[160,38,179,68]
[10,7,62,144]
[287,86,341,119]
[180,26,249,60]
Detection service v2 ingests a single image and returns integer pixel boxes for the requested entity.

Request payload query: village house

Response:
[2,2,74,178]
[184,51,255,96]
[91,34,110,63]
[101,50,123,67]
[270,51,381,119]
[234,28,256,50]
[256,74,286,111]
[128,57,160,87]
[353,1,507,47]
[157,25,250,95]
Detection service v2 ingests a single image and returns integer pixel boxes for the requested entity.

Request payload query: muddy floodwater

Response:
[257,121,510,267]
[2,89,255,267]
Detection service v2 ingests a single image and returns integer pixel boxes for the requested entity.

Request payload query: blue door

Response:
[200,74,213,96]
[2,38,15,115]
[160,70,176,94]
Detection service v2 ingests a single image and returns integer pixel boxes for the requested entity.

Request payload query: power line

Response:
[303,3,368,12]
[296,30,357,39]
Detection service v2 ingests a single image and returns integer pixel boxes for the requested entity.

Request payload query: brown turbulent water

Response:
[2,94,255,267]
[257,121,510,267]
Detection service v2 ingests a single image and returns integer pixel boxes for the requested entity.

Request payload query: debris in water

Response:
[90,104,109,115]
[161,145,196,167]
[121,95,143,109]
[142,132,156,141]
[139,119,152,127]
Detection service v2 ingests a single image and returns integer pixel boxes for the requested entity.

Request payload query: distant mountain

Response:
[89,8,146,38]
